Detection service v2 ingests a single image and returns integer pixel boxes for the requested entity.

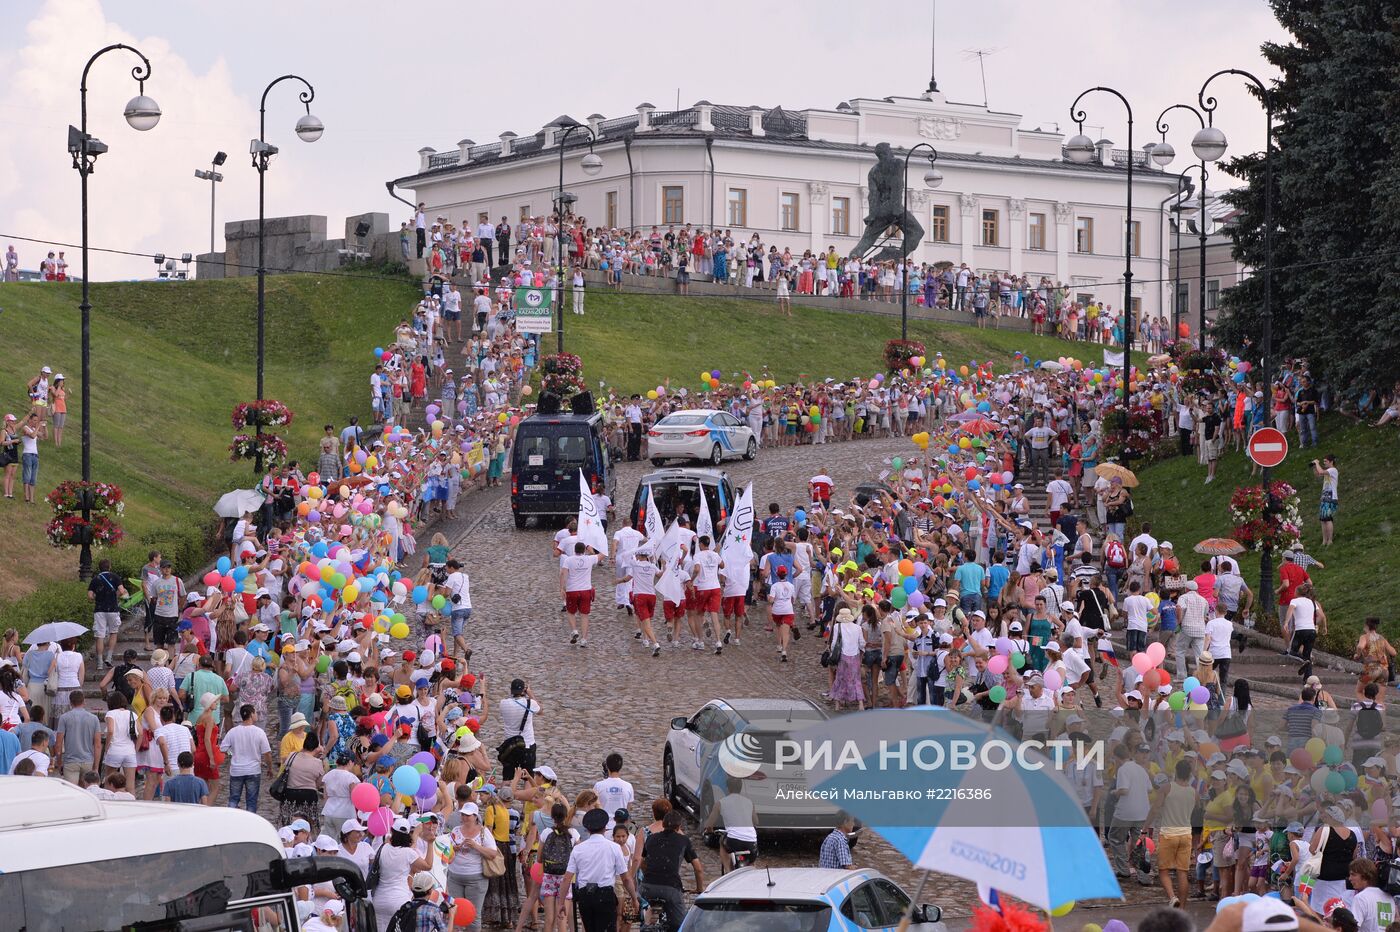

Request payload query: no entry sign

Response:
[1248,427,1289,468]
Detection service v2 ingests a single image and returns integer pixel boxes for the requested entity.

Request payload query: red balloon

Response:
[963,467,978,481]
[203,571,221,587]
[1290,748,1314,771]
[453,898,477,927]
[219,576,236,593]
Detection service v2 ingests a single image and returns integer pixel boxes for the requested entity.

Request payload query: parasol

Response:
[23,620,89,645]
[1093,462,1138,487]
[213,488,265,519]
[958,418,1002,436]
[1038,360,1065,371]
[948,409,985,423]
[1194,538,1246,556]
[341,475,376,488]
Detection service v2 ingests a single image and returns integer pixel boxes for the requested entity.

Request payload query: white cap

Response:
[391,816,415,834]
[313,834,339,851]
[341,818,366,834]
[1241,898,1298,932]
[321,901,346,918]
[459,802,480,817]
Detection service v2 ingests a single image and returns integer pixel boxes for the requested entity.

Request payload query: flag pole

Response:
[895,871,932,932]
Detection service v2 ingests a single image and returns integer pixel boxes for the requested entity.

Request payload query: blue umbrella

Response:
[792,708,1120,912]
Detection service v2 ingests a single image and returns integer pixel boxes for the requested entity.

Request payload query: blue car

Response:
[680,867,946,931]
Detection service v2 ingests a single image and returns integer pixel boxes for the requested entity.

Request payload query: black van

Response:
[511,412,616,529]
[629,468,735,537]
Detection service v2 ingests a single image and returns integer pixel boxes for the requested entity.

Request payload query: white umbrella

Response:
[23,621,89,645]
[214,488,265,519]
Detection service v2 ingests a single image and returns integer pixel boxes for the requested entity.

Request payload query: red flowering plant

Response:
[231,399,294,429]
[540,353,586,400]
[1230,480,1302,551]
[45,480,125,550]
[230,433,289,465]
[883,339,926,372]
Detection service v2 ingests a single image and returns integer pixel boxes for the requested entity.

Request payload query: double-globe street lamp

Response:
[552,118,603,354]
[900,144,943,342]
[1065,87,1136,452]
[1150,103,1210,351]
[68,44,161,580]
[1192,68,1277,612]
[251,75,323,472]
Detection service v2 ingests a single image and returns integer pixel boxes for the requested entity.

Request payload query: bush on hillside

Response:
[883,339,926,372]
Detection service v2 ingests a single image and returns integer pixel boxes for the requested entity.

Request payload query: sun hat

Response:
[288,713,310,730]
[1240,896,1299,932]
[459,802,480,818]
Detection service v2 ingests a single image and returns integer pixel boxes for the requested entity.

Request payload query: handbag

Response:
[479,829,506,878]
[820,624,842,668]
[136,710,154,753]
[366,844,383,890]
[268,751,298,803]
[496,700,531,767]
[1300,826,1328,878]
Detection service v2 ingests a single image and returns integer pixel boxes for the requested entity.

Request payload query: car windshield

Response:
[659,414,709,427]
[517,425,591,466]
[683,901,831,931]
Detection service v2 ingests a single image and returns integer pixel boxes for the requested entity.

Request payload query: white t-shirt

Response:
[444,571,472,611]
[554,529,577,563]
[692,550,722,590]
[10,748,50,774]
[1046,479,1073,511]
[1205,616,1234,659]
[612,527,645,564]
[1061,647,1090,685]
[1322,467,1339,500]
[562,554,600,592]
[629,561,659,596]
[1289,596,1317,631]
[1113,760,1152,821]
[219,723,271,777]
[1351,886,1396,932]
[498,698,539,746]
[769,580,795,614]
[1123,594,1151,633]
[593,776,635,830]
[717,793,758,843]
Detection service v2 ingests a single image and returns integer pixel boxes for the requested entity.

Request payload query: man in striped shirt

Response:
[1283,686,1323,752]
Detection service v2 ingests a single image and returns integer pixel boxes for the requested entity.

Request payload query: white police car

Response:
[680,867,946,931]
[648,409,757,466]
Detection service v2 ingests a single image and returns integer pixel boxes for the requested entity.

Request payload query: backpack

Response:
[1105,540,1127,570]
[331,680,361,714]
[1357,702,1384,741]
[540,827,574,876]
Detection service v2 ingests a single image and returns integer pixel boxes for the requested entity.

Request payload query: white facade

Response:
[394,91,1180,318]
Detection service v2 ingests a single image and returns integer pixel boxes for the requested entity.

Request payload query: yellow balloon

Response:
[1051,901,1076,918]
[341,584,360,604]
[389,622,410,639]
[365,455,378,470]
[373,618,388,633]
[647,390,658,400]
[339,484,350,498]
[958,437,971,449]
[1305,737,1327,763]
[307,486,322,500]
[1146,592,1161,608]
[498,413,508,424]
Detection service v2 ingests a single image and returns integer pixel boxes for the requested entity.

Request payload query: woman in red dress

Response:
[192,695,224,806]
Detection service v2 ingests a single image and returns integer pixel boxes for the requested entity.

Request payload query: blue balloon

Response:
[1232,371,1246,383]
[373,347,384,358]
[371,590,388,603]
[412,585,429,605]
[216,556,232,574]
[903,576,917,594]
[392,764,422,796]
[794,509,807,525]
[1183,676,1200,694]
[977,401,991,413]
[231,565,248,582]
[379,485,392,495]
[948,445,960,455]
[311,542,328,558]
[967,479,980,491]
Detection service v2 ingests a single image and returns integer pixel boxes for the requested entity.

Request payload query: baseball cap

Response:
[1123,689,1142,702]
[391,816,415,835]
[536,765,558,782]
[410,871,436,894]
[459,802,480,817]
[1240,897,1299,932]
[289,819,311,834]
[1009,621,1023,632]
[341,819,366,834]
[321,902,346,918]
[395,684,412,699]
[313,835,339,851]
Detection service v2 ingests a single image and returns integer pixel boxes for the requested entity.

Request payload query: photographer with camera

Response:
[1312,454,1339,547]
[497,678,540,780]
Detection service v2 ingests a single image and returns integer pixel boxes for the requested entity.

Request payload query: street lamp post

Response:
[1194,69,1276,615]
[1066,87,1135,452]
[193,151,227,255]
[1150,104,1210,349]
[251,75,322,473]
[553,119,603,354]
[900,143,943,342]
[69,44,160,580]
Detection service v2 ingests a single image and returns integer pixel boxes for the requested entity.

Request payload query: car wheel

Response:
[651,457,666,466]
[514,514,527,530]
[662,751,680,808]
[743,437,757,460]
[709,443,723,466]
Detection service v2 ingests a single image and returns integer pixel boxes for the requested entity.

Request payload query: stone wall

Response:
[196,212,426,279]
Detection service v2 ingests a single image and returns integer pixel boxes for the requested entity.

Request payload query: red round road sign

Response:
[1248,427,1289,468]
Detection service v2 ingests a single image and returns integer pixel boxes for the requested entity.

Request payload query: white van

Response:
[0,776,374,931]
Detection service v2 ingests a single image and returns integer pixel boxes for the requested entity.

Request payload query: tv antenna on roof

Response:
[961,47,1002,108]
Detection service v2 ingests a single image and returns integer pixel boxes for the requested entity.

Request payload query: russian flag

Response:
[1097,636,1119,667]
[976,884,1003,914]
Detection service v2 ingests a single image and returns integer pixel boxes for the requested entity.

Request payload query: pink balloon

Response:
[340,525,352,536]
[351,782,380,812]
[1145,642,1167,665]
[987,654,1009,675]
[333,504,347,519]
[366,806,393,837]
[1043,670,1063,692]
[1131,652,1154,674]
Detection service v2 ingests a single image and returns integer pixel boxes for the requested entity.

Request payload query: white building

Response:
[393,90,1180,318]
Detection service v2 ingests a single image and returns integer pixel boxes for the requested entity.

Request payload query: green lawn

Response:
[1128,415,1398,651]
[0,277,1092,629]
[567,292,1103,395]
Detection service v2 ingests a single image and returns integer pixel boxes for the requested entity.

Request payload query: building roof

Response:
[395,100,1167,187]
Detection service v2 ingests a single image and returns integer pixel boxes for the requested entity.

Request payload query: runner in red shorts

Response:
[767,565,797,662]
[720,542,752,649]
[559,542,602,647]
[690,535,725,656]
[625,546,662,657]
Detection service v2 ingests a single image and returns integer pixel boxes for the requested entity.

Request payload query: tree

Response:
[1214,0,1400,392]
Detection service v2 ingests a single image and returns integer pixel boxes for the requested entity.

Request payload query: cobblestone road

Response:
[449,435,1165,919]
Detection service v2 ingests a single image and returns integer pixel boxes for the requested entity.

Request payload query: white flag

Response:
[655,518,684,568]
[656,547,687,605]
[1103,349,1124,367]
[643,485,665,544]
[720,483,755,591]
[576,469,609,554]
[696,483,714,542]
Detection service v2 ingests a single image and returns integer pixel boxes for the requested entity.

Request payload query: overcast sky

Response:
[0,0,1284,280]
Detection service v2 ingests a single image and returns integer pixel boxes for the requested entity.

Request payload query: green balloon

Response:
[891,590,908,608]
[1167,691,1186,711]
[989,686,1007,704]
[810,413,821,424]
[392,613,407,625]
[331,572,347,589]
[892,457,904,471]
[432,594,447,611]
[976,452,986,463]
[1324,771,1345,794]
[315,655,331,674]
[1323,745,1343,766]
[1010,651,1025,670]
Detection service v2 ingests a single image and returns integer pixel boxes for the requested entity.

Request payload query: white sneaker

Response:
[692,639,703,650]
[579,638,588,647]
[732,637,741,646]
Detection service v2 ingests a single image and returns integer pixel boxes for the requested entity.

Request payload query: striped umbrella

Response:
[793,709,1121,913]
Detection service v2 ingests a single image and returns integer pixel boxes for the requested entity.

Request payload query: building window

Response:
[1206,279,1220,310]
[1076,217,1094,254]
[1130,296,1142,317]
[605,192,617,229]
[519,205,531,222]
[981,209,999,246]
[1128,220,1142,257]
[1176,282,1190,316]
[781,192,800,231]
[727,188,747,227]
[1027,212,1046,250]
[832,197,850,235]
[1077,292,1094,307]
[931,206,950,243]
[662,186,684,225]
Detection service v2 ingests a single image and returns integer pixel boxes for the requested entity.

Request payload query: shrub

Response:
[883,339,926,372]
[0,581,92,644]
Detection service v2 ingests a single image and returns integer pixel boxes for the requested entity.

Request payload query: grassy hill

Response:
[1128,415,1397,651]
[0,276,1090,629]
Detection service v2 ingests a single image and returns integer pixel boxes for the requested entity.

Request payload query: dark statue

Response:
[849,142,924,263]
